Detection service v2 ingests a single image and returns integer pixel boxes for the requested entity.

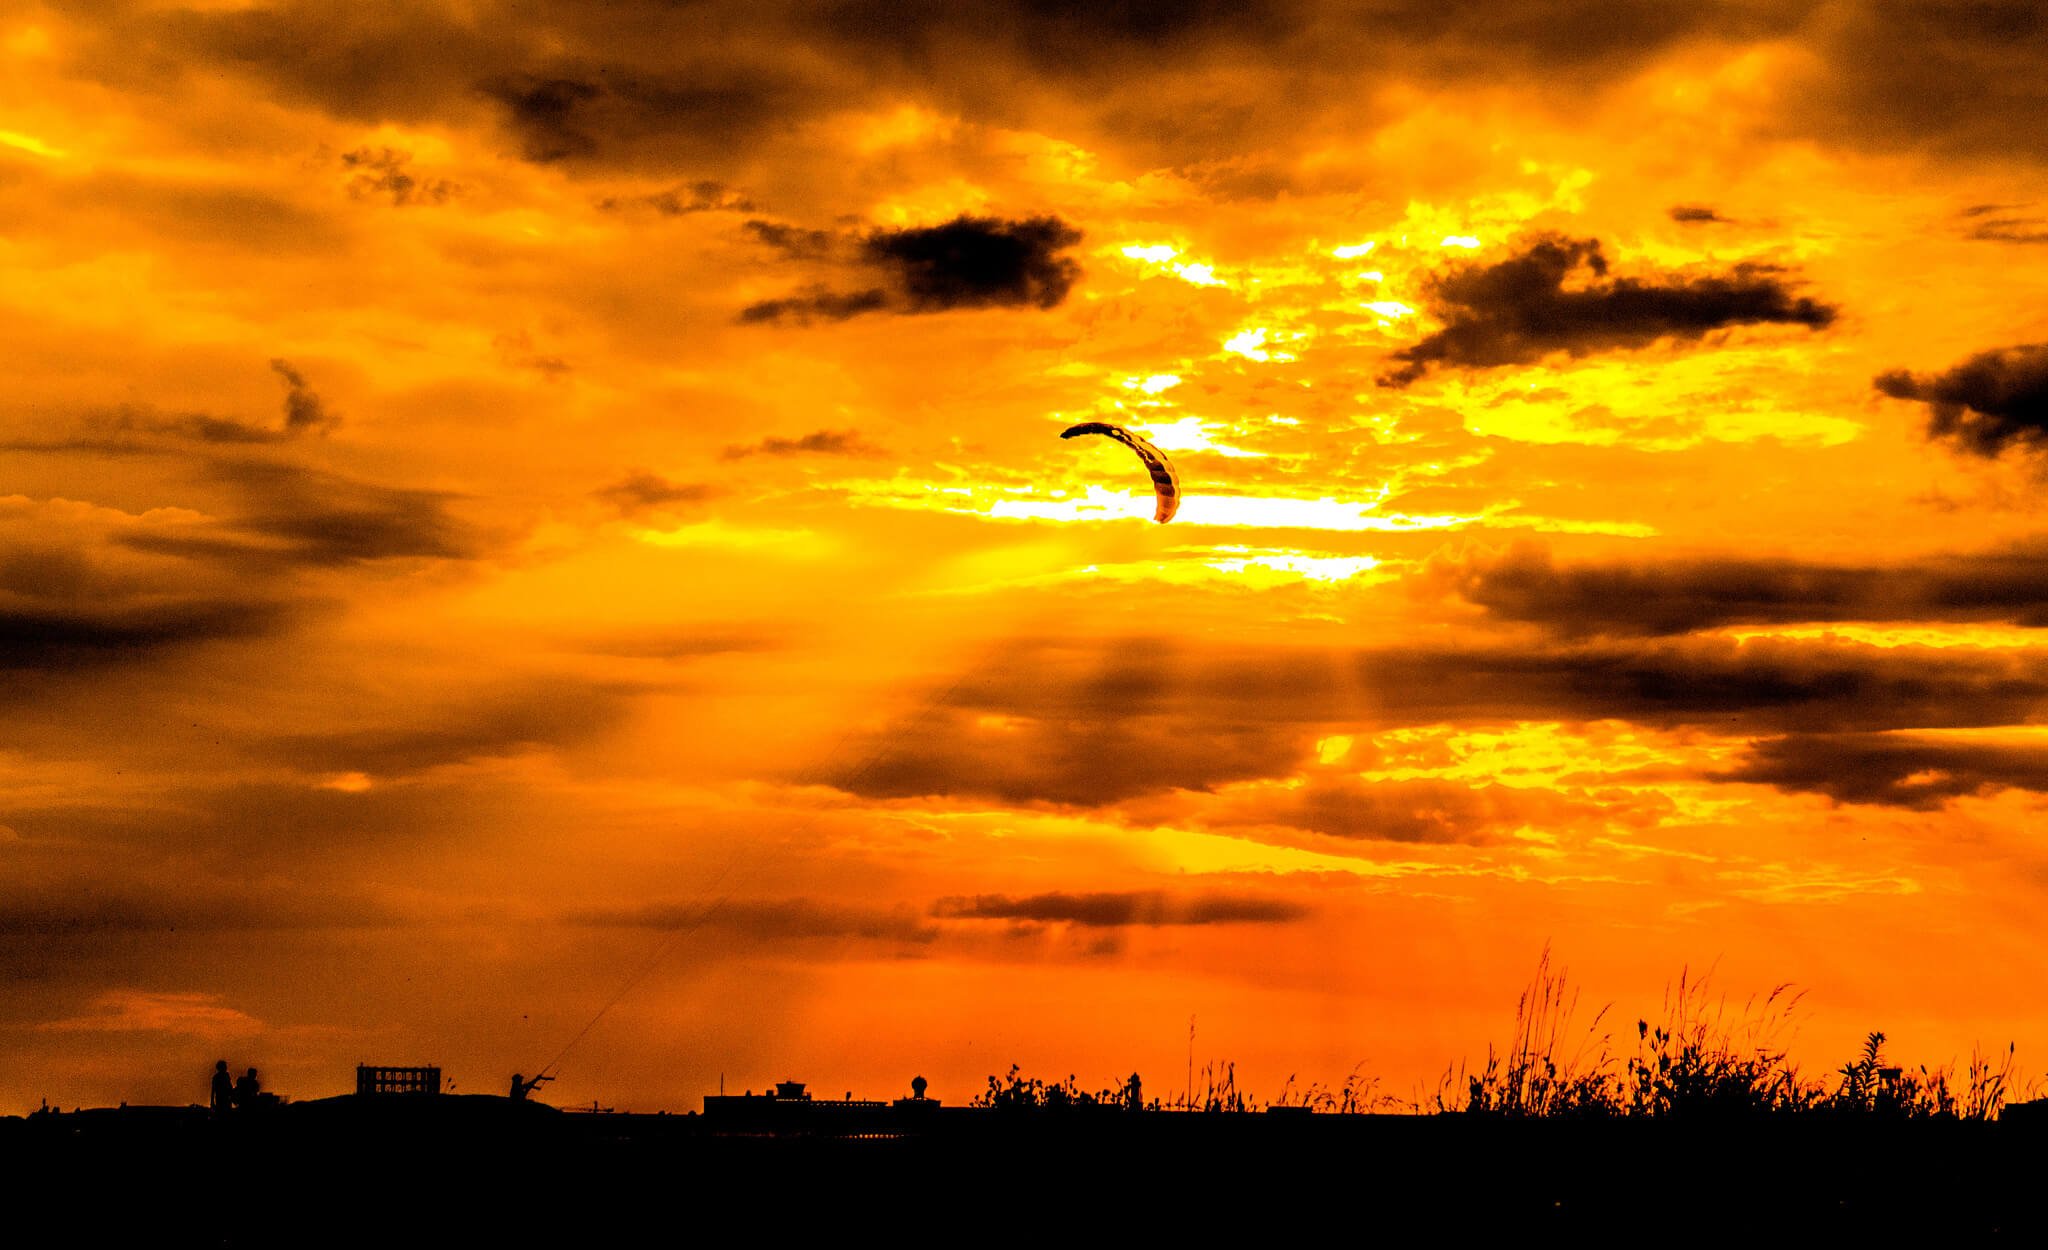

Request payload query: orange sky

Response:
[8,1,2048,1113]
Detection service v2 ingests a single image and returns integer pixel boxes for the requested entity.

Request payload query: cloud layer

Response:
[1383,235,1836,385]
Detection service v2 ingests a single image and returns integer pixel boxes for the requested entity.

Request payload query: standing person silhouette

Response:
[210,1061,234,1114]
[232,1068,261,1111]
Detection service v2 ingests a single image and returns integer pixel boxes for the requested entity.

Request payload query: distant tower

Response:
[911,1075,928,1100]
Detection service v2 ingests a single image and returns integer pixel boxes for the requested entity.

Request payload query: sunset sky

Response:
[9,1,2048,1113]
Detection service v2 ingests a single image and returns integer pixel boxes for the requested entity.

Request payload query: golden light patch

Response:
[633,521,832,554]
[1717,625,2048,650]
[1362,722,1743,786]
[0,130,64,159]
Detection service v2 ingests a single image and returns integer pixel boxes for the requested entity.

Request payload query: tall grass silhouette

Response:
[978,951,2023,1120]
[1441,952,2019,1119]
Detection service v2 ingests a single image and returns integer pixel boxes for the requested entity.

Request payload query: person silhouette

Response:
[210,1061,234,1114]
[233,1068,261,1111]
[509,1072,552,1101]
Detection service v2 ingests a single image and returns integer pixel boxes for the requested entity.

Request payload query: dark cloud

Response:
[1365,640,2048,735]
[0,495,298,673]
[930,890,1307,927]
[720,429,882,459]
[824,0,1296,62]
[0,885,396,937]
[824,636,2048,808]
[267,359,335,433]
[152,415,284,445]
[596,180,754,215]
[743,219,837,258]
[259,679,634,775]
[492,331,571,377]
[1381,234,1837,386]
[480,65,819,167]
[201,460,474,566]
[594,470,716,514]
[13,771,548,868]
[828,703,1307,806]
[73,0,1805,168]
[1967,219,2048,245]
[0,452,478,681]
[1958,204,2048,245]
[12,357,344,450]
[737,287,890,325]
[483,75,602,161]
[1194,775,1583,844]
[77,0,2048,185]
[739,215,1083,324]
[1794,1,2048,162]
[77,0,527,125]
[820,0,1800,99]
[571,626,780,660]
[574,897,938,944]
[0,599,289,672]
[1438,542,2048,637]
[84,407,286,447]
[1669,204,1730,223]
[1721,732,2048,809]
[339,147,457,207]
[1876,343,2048,458]
[863,215,1083,312]
[113,475,469,570]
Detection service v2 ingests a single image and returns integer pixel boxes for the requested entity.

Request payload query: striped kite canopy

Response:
[1059,421,1180,523]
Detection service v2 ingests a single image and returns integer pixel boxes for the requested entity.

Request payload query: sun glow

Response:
[1205,547,1382,582]
[1134,416,1265,457]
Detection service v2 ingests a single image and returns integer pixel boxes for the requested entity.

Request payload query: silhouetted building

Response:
[703,1078,940,1135]
[356,1065,442,1097]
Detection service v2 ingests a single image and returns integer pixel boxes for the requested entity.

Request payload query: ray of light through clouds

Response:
[8,0,2048,1113]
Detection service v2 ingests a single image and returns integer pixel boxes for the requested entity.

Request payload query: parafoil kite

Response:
[1058,422,1180,523]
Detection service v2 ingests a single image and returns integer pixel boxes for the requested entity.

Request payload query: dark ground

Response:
[7,1098,2045,1245]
